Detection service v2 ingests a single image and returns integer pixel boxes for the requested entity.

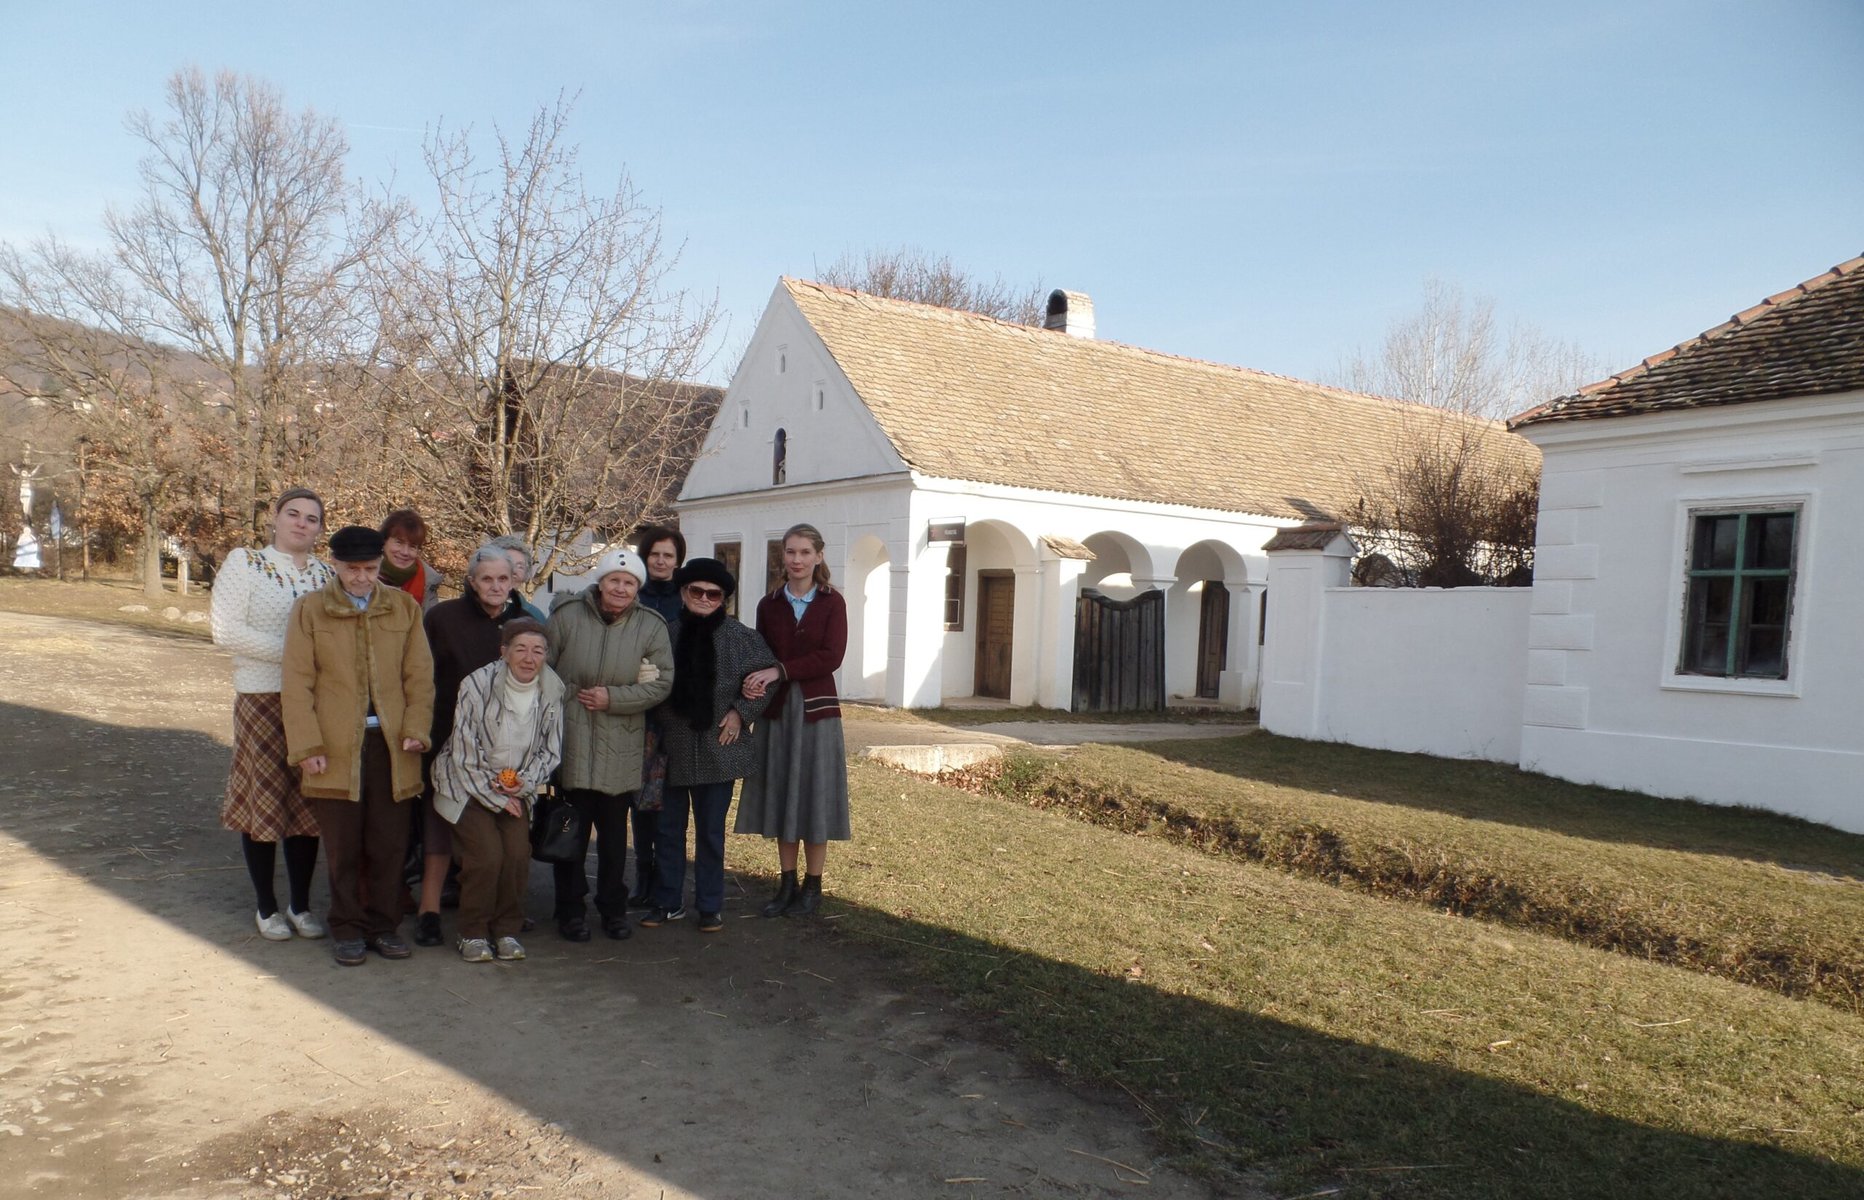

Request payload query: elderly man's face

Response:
[336,557,381,599]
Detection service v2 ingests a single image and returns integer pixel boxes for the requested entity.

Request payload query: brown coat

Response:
[281,580,436,802]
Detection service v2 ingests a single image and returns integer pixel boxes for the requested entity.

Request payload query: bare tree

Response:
[366,97,718,576]
[1333,281,1600,587]
[818,246,1046,325]
[107,67,382,542]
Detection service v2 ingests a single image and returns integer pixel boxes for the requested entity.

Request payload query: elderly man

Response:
[488,533,549,622]
[282,524,435,966]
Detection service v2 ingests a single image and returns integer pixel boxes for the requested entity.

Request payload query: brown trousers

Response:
[311,731,409,942]
[452,801,532,941]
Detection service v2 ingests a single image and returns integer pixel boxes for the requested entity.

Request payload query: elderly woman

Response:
[282,525,435,966]
[739,523,851,919]
[639,558,775,933]
[412,544,529,946]
[431,618,563,963]
[379,508,443,614]
[211,487,332,941]
[545,547,674,941]
[627,524,687,910]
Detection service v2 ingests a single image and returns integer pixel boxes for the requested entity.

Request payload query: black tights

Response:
[241,834,319,917]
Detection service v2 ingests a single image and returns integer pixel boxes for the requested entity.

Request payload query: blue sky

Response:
[3,1,1859,386]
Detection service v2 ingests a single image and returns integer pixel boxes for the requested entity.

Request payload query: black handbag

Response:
[530,792,590,864]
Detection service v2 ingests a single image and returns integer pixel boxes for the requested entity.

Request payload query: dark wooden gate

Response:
[1072,588,1165,713]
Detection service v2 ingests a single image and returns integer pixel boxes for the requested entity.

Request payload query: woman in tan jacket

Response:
[281,525,436,967]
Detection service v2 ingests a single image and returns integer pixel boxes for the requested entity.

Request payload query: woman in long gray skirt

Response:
[738,523,850,918]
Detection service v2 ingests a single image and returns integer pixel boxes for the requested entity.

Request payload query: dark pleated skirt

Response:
[735,708,850,843]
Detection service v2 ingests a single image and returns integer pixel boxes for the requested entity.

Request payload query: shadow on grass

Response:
[2,700,1858,1200]
[1140,733,1864,882]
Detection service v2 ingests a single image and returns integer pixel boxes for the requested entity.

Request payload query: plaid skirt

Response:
[221,692,320,840]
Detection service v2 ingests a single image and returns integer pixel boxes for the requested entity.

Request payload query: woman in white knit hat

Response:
[543,547,674,941]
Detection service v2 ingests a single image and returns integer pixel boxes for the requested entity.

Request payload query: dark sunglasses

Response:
[684,585,725,601]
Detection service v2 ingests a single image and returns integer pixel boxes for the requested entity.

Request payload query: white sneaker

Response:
[285,908,327,939]
[494,937,526,962]
[458,937,494,963]
[255,910,292,941]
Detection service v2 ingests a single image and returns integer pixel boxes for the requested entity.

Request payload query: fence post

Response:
[1259,523,1356,740]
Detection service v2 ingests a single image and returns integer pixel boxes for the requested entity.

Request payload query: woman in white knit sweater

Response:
[431,618,565,963]
[210,488,332,941]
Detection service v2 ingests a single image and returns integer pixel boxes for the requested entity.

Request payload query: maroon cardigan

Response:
[754,586,847,722]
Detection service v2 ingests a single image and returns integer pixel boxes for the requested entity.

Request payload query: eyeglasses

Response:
[685,585,725,601]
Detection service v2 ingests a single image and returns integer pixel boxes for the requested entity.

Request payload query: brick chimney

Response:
[1043,289,1094,339]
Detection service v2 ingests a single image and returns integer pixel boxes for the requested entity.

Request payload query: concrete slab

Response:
[861,743,1005,773]
[969,721,1257,746]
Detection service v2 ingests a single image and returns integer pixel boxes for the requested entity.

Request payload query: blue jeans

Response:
[654,781,733,914]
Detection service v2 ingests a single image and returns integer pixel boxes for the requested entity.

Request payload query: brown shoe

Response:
[366,933,412,959]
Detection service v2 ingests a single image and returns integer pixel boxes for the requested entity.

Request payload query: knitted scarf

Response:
[669,604,728,731]
[380,557,424,602]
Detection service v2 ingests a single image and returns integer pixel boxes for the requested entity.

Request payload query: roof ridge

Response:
[1511,253,1864,427]
[783,276,1500,429]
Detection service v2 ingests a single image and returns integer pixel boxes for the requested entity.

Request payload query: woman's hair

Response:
[634,524,687,565]
[274,487,324,523]
[378,507,428,547]
[500,617,547,647]
[779,522,833,593]
[487,533,535,574]
[465,543,514,582]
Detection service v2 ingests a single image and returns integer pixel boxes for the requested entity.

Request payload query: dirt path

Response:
[0,612,1226,1200]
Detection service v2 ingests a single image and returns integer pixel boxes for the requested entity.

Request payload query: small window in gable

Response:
[1679,507,1798,679]
[740,405,751,429]
[772,428,788,486]
[813,382,826,411]
[776,346,788,375]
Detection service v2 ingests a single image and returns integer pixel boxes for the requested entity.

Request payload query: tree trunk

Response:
[142,497,165,598]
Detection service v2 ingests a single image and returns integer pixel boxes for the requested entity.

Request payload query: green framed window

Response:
[1680,509,1797,679]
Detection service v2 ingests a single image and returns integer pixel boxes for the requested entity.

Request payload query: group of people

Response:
[210,488,850,967]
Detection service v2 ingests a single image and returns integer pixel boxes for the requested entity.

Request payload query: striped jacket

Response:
[431,660,566,823]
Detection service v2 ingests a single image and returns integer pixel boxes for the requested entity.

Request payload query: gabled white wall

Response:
[1518,391,1864,833]
[679,283,906,502]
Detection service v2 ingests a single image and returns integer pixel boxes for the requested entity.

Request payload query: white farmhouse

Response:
[677,279,1526,712]
[1509,255,1864,831]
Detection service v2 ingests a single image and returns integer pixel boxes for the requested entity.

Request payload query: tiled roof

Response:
[1262,523,1351,552]
[1510,255,1864,429]
[784,279,1535,522]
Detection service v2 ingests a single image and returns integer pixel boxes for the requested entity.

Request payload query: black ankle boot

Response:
[761,871,799,919]
[784,874,822,918]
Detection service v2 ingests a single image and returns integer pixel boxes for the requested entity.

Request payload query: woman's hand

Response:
[717,708,744,747]
[401,737,424,753]
[637,657,661,684]
[300,755,327,776]
[502,796,525,818]
[577,686,611,712]
[742,666,780,699]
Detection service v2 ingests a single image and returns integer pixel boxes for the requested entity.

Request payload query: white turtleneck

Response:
[489,669,542,771]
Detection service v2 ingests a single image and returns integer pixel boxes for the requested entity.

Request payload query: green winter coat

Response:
[545,587,674,795]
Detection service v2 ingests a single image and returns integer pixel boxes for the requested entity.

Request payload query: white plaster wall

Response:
[1518,390,1864,833]
[1316,587,1530,761]
[680,283,906,501]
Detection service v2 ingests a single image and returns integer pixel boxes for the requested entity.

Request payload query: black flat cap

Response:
[328,525,386,563]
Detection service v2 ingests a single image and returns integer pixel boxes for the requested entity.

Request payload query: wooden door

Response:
[974,572,1014,699]
[1196,581,1229,699]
